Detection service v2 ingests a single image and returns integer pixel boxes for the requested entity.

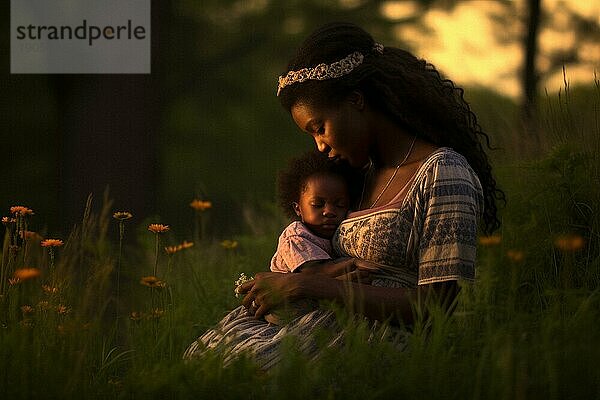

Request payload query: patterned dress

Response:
[183,148,484,369]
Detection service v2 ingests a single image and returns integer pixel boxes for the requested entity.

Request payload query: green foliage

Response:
[2,82,600,399]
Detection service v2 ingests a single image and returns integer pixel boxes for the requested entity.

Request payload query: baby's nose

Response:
[323,206,336,217]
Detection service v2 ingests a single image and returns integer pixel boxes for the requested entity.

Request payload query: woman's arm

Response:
[295,257,381,279]
[239,272,459,325]
[296,274,459,324]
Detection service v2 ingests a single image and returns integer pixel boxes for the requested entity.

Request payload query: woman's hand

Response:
[299,257,382,279]
[331,259,378,283]
[238,272,304,318]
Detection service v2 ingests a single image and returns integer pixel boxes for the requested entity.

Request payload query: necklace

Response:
[359,135,417,209]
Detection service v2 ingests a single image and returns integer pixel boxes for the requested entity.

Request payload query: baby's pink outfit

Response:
[270,221,333,273]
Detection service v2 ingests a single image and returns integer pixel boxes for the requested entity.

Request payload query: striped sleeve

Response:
[417,153,484,285]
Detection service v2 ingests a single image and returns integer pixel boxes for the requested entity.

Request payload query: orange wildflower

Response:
[56,304,70,315]
[554,234,585,252]
[130,311,144,321]
[220,240,238,250]
[165,240,194,255]
[165,245,179,255]
[149,308,165,319]
[42,284,59,294]
[180,240,194,249]
[13,268,41,281]
[506,250,525,263]
[41,239,64,247]
[148,224,170,234]
[20,305,34,314]
[20,319,34,328]
[2,216,16,225]
[113,211,133,220]
[190,199,212,211]
[10,206,34,216]
[478,235,502,246]
[140,276,166,288]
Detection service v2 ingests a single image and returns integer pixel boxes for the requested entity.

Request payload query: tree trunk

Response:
[56,75,158,229]
[521,0,541,148]
[56,0,168,230]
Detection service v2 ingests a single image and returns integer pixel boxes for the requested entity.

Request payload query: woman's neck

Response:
[368,113,419,168]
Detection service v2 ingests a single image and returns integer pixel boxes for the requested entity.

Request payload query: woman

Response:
[184,22,502,369]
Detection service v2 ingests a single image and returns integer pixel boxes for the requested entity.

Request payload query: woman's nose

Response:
[315,139,330,154]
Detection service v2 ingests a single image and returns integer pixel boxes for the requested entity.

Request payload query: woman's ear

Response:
[293,202,302,218]
[347,91,364,111]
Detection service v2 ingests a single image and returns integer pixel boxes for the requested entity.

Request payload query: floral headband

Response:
[276,43,384,96]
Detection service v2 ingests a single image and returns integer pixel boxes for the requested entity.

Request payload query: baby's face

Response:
[294,174,350,239]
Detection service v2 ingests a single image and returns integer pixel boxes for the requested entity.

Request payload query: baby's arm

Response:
[295,258,381,281]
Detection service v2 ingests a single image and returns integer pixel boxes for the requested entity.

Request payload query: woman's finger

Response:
[241,288,257,309]
[335,269,372,283]
[354,259,382,272]
[254,303,270,319]
[238,279,256,294]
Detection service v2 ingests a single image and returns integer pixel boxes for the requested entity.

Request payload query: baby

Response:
[264,151,377,324]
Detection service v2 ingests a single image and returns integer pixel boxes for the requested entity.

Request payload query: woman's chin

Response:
[346,156,369,169]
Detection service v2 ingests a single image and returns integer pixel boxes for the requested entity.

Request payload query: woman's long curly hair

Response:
[278,22,504,234]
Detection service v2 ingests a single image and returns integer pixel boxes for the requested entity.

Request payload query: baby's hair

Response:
[277,151,355,220]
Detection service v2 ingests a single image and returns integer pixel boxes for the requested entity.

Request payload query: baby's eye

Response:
[316,126,325,134]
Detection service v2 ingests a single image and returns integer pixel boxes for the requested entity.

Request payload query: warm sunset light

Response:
[388,0,599,98]
[3,2,599,396]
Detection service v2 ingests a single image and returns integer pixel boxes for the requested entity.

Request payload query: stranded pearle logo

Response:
[15,19,147,47]
[11,0,151,74]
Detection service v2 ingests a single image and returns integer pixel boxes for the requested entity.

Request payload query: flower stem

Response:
[153,234,160,277]
[116,221,124,332]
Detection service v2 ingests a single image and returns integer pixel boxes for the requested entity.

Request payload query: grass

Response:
[1,83,600,399]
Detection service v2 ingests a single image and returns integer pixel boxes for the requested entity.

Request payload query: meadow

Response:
[1,81,600,399]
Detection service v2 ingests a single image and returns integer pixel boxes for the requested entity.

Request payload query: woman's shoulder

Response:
[417,147,478,182]
[411,147,483,203]
[421,147,470,169]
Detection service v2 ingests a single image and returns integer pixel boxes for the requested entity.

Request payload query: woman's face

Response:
[294,174,349,239]
[291,97,371,168]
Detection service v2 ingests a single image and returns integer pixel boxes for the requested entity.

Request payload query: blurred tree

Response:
[522,0,541,143]
[488,0,600,147]
[157,0,440,236]
[0,0,446,235]
[53,0,173,228]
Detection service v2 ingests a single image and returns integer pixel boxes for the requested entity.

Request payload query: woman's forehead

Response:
[291,103,316,124]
